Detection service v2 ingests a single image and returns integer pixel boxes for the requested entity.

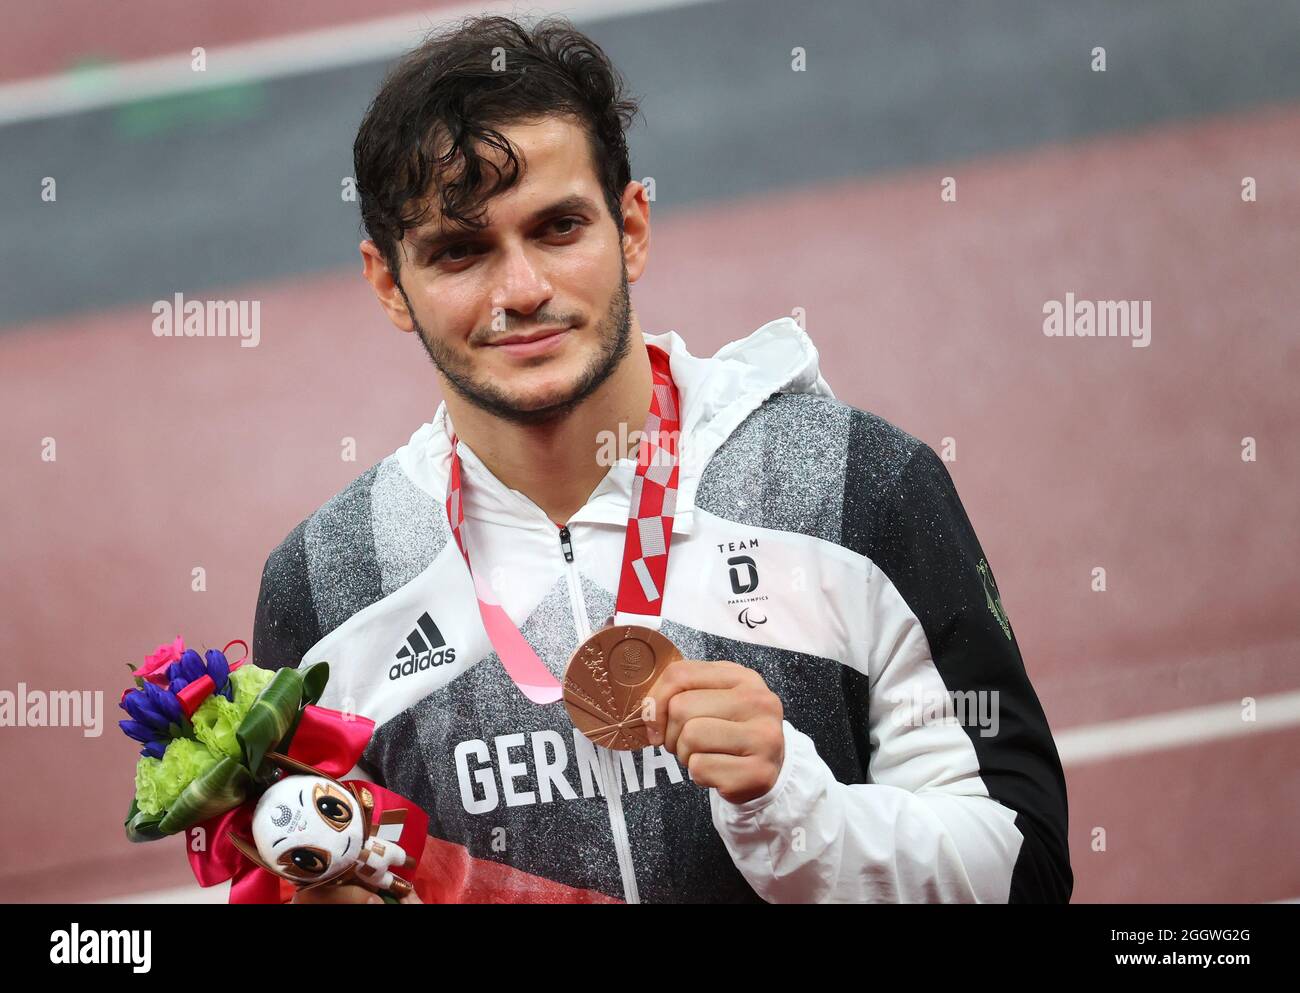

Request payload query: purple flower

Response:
[141,740,167,760]
[142,680,183,725]
[205,649,228,686]
[119,719,161,745]
[121,691,169,733]
[177,649,206,683]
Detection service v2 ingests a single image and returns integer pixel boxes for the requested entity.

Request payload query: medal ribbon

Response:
[445,344,681,704]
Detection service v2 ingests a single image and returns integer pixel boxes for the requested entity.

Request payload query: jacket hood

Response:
[395,316,834,535]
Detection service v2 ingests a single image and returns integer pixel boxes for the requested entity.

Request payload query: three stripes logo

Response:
[390,612,457,680]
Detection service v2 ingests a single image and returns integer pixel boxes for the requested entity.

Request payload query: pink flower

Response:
[134,635,185,685]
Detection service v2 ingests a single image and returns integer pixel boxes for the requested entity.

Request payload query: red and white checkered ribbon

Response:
[445,345,681,704]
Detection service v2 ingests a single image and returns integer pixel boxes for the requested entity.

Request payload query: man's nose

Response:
[491,241,553,315]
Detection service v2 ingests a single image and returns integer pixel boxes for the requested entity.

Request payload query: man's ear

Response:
[360,239,415,333]
[619,181,651,284]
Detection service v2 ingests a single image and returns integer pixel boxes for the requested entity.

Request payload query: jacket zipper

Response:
[558,524,641,905]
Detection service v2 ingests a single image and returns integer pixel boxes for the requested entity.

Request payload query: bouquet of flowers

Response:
[119,636,427,902]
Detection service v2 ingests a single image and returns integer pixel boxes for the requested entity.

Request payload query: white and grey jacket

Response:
[253,318,1073,903]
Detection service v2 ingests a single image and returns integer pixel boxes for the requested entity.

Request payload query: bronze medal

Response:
[563,625,682,751]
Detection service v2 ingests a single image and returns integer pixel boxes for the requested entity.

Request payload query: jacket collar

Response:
[396,317,834,535]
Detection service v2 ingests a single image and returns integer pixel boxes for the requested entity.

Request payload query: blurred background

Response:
[1,0,1297,902]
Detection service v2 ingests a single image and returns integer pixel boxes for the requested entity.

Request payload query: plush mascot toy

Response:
[232,752,416,899]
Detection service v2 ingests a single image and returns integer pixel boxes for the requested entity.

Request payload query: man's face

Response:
[392,117,634,426]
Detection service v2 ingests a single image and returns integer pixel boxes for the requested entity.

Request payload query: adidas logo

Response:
[390,612,458,680]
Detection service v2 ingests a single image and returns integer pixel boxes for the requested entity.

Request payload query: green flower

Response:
[134,737,220,817]
[230,663,276,711]
[191,663,276,759]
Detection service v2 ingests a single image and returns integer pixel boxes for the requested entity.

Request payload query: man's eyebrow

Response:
[409,194,600,252]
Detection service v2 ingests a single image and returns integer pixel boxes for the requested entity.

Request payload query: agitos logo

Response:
[392,612,457,680]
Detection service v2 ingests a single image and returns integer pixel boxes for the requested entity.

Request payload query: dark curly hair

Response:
[353,14,642,282]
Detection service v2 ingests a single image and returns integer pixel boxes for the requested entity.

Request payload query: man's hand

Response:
[292,884,422,905]
[643,659,785,805]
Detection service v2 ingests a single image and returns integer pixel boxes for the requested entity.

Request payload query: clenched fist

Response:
[642,659,785,804]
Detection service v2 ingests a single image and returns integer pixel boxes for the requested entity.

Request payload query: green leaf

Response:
[300,662,330,706]
[280,662,332,751]
[236,667,303,774]
[156,757,252,834]
[124,798,167,843]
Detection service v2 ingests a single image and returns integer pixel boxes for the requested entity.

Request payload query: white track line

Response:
[1054,689,1300,767]
[100,881,229,904]
[0,0,720,127]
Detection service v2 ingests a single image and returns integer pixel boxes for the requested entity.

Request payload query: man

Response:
[253,14,1072,904]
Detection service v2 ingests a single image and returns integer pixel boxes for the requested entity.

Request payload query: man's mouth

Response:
[485,326,571,357]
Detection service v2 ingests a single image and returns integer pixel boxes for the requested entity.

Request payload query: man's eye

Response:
[432,219,582,266]
[436,243,477,264]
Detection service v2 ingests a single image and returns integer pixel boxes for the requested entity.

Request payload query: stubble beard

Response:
[405,262,633,428]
